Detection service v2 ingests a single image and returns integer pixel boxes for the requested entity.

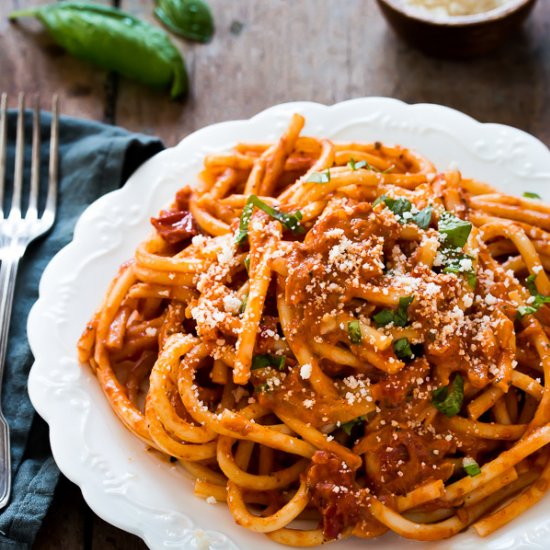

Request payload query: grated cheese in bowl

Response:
[404,0,511,17]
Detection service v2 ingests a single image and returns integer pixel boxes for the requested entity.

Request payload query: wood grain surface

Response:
[0,0,549,548]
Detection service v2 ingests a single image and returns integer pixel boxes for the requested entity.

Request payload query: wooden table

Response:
[1,0,549,547]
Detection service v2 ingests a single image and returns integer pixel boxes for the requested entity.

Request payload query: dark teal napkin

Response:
[0,111,164,549]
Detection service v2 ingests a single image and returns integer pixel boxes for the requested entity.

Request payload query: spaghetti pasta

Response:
[78,113,550,545]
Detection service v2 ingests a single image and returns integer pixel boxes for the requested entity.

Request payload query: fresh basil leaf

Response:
[155,0,214,43]
[463,457,481,477]
[251,354,286,371]
[10,2,188,99]
[235,195,304,244]
[239,295,248,314]
[432,374,464,417]
[244,256,250,273]
[348,320,362,345]
[412,206,432,229]
[393,337,413,360]
[306,170,330,184]
[523,192,541,199]
[438,212,472,249]
[341,415,366,436]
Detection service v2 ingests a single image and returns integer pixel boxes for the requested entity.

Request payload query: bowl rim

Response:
[378,0,535,27]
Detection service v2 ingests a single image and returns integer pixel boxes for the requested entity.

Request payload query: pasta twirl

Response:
[78,114,550,545]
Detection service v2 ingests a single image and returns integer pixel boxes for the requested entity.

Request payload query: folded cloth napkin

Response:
[0,111,164,549]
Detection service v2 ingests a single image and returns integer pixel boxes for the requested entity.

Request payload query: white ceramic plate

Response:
[27,98,550,550]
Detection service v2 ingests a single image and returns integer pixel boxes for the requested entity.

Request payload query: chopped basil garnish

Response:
[432,374,464,417]
[347,158,367,171]
[523,191,541,200]
[373,195,432,230]
[306,170,330,184]
[235,195,304,244]
[348,158,393,172]
[251,353,286,371]
[438,212,472,249]
[374,195,412,218]
[463,457,481,477]
[412,206,433,229]
[393,337,413,360]
[517,274,550,318]
[373,296,414,328]
[441,250,477,289]
[348,320,362,345]
[372,309,393,327]
[239,295,248,314]
[341,415,366,435]
[244,256,250,273]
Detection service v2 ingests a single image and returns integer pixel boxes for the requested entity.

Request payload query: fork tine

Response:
[45,95,59,220]
[27,95,40,220]
[10,93,25,219]
[0,93,7,219]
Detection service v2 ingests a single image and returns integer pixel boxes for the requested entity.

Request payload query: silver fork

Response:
[0,92,59,509]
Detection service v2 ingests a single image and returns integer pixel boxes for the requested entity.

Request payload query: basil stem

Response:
[155,0,214,43]
[10,1,188,99]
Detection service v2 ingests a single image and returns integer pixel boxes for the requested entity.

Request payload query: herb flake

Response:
[306,170,331,184]
[348,320,362,345]
[463,457,482,477]
[432,374,464,417]
[373,296,414,328]
[341,415,366,435]
[393,337,413,360]
[251,354,286,371]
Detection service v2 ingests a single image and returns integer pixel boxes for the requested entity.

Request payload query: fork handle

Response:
[0,252,22,508]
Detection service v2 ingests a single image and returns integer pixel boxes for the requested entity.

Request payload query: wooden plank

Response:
[115,0,550,147]
[0,0,112,119]
[33,476,85,550]
[91,514,147,550]
[115,0,374,146]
